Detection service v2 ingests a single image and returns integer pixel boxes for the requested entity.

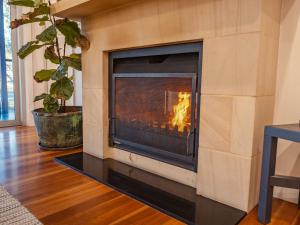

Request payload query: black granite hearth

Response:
[55,152,246,225]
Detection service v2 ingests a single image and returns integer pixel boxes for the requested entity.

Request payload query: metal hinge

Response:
[187,129,196,156]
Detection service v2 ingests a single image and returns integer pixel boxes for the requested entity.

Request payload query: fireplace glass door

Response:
[109,42,202,170]
[111,73,197,166]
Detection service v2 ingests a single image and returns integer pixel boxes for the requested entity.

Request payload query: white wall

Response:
[273,0,300,204]
[16,7,47,126]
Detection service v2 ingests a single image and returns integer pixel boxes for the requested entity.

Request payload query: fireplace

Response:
[56,0,281,212]
[109,43,203,171]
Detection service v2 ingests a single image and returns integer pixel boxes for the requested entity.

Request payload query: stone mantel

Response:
[51,0,282,213]
[51,0,142,19]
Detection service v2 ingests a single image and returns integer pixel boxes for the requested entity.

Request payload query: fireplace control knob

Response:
[113,140,121,145]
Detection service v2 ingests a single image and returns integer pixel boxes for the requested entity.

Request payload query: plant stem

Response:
[55,35,61,63]
[60,99,66,112]
[48,0,64,111]
[63,41,66,57]
[47,0,61,63]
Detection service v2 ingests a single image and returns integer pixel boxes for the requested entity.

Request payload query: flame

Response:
[171,92,191,132]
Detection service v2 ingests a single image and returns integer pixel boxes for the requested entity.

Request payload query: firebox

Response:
[109,43,203,171]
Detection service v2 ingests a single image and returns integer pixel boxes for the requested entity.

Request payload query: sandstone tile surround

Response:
[257,36,279,96]
[83,122,106,158]
[197,147,254,210]
[83,89,105,126]
[82,88,109,158]
[248,152,263,211]
[199,95,275,157]
[202,33,259,96]
[254,96,275,154]
[107,147,197,187]
[231,97,256,156]
[78,0,282,212]
[199,95,233,152]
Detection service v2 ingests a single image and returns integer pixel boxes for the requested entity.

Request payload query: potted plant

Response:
[8,0,90,149]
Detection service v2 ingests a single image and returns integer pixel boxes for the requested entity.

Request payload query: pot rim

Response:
[32,106,82,117]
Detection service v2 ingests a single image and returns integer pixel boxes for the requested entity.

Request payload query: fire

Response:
[171,92,191,132]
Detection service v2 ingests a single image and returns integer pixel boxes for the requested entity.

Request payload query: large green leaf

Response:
[75,35,90,50]
[51,54,81,80]
[23,3,50,19]
[43,95,59,113]
[35,93,59,113]
[39,21,46,26]
[69,53,81,59]
[33,0,43,7]
[36,25,57,42]
[10,16,49,29]
[63,54,81,71]
[8,0,34,7]
[55,19,80,47]
[51,60,68,80]
[34,93,48,102]
[10,3,49,29]
[44,46,60,64]
[17,41,47,59]
[50,77,74,100]
[34,69,56,83]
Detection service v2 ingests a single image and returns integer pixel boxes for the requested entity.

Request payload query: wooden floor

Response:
[0,126,299,225]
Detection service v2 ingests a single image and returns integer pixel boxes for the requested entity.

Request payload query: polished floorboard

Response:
[0,126,299,225]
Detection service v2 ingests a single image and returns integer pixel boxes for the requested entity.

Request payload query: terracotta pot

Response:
[32,106,83,150]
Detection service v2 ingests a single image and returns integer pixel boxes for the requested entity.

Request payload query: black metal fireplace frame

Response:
[109,42,203,171]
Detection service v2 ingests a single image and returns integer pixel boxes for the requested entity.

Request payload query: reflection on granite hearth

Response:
[55,153,246,225]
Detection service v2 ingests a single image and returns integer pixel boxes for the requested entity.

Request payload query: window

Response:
[0,0,16,121]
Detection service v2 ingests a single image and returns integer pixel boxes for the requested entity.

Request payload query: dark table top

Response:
[266,124,300,142]
[268,124,300,132]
